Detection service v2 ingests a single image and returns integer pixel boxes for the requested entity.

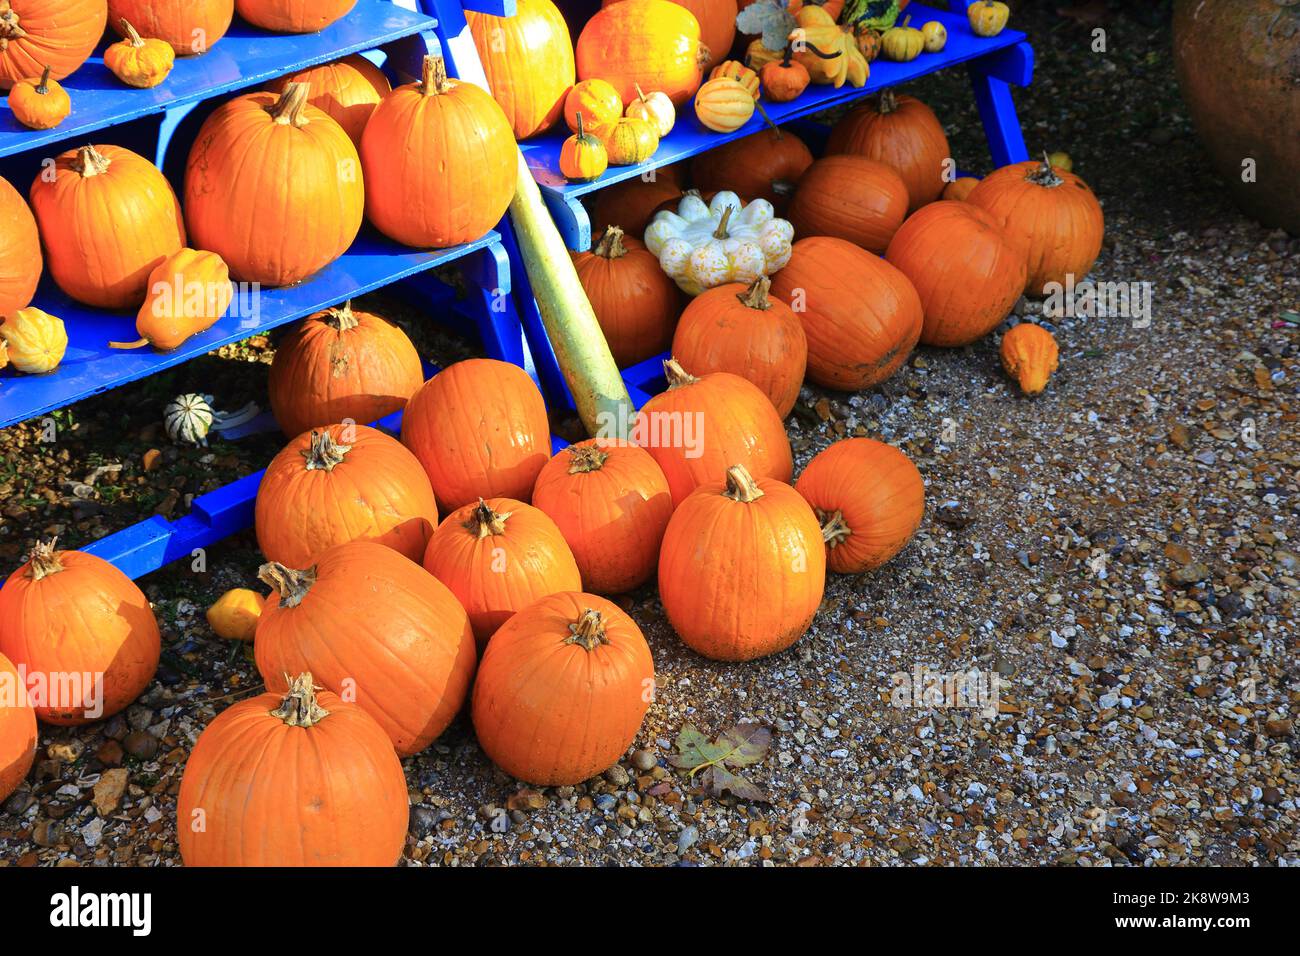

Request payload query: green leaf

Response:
[669,721,773,802]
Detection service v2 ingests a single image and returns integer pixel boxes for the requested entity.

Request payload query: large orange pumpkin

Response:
[885,201,1027,347]
[472,592,654,785]
[572,226,683,368]
[177,673,408,867]
[576,0,707,106]
[604,0,735,73]
[0,0,107,90]
[690,125,813,213]
[401,358,552,510]
[109,0,233,56]
[361,55,516,249]
[787,155,909,254]
[769,236,922,391]
[966,157,1106,295]
[268,301,424,438]
[0,541,160,725]
[0,173,40,317]
[0,650,36,804]
[423,498,581,649]
[265,54,391,147]
[659,465,824,660]
[184,84,363,287]
[795,438,924,574]
[532,439,673,595]
[671,276,807,417]
[254,541,476,756]
[29,145,185,310]
[234,0,355,33]
[825,91,950,213]
[468,0,574,140]
[636,359,793,506]
[256,424,438,568]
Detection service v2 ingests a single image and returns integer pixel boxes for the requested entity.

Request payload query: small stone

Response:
[603,765,630,787]
[47,740,83,763]
[1264,719,1293,738]
[3,790,34,816]
[677,826,698,854]
[506,789,547,812]
[122,730,158,760]
[594,794,616,812]
[92,768,129,817]
[631,749,657,773]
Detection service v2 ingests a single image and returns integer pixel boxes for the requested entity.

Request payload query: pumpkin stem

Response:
[634,83,649,105]
[901,14,912,28]
[799,42,842,61]
[300,430,351,471]
[695,43,712,70]
[575,110,589,142]
[119,18,145,47]
[738,275,772,310]
[565,609,610,651]
[593,226,628,259]
[108,337,149,350]
[466,498,511,539]
[1027,151,1064,188]
[72,145,112,178]
[323,300,359,331]
[662,358,698,389]
[258,562,317,609]
[266,83,311,127]
[0,9,27,42]
[25,537,64,580]
[567,443,609,474]
[723,465,764,503]
[270,673,330,728]
[818,509,852,548]
[420,55,451,96]
[877,89,899,114]
[712,205,735,240]
[34,64,51,95]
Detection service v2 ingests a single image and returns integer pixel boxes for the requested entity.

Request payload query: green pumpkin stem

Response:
[323,300,359,332]
[301,430,351,471]
[567,443,610,474]
[818,509,852,548]
[565,609,610,651]
[258,562,317,609]
[738,275,772,310]
[270,673,329,727]
[723,465,764,503]
[467,498,511,539]
[26,538,64,580]
[420,55,451,96]
[593,226,628,259]
[662,357,698,389]
[266,83,311,127]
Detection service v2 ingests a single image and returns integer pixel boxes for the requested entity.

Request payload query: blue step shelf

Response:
[0,0,533,579]
[509,1,1035,412]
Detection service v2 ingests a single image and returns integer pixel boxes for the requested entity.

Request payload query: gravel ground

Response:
[2,3,1297,867]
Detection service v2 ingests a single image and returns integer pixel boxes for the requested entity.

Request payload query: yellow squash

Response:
[792,7,868,89]
[110,249,234,352]
[0,308,68,374]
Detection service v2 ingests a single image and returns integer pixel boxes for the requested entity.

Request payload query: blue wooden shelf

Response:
[0,0,439,159]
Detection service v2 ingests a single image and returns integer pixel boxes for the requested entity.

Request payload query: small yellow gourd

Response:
[694,77,756,133]
[882,16,924,62]
[922,21,947,52]
[109,249,235,352]
[1047,150,1073,172]
[709,60,760,100]
[206,588,266,641]
[7,66,71,130]
[968,0,1010,37]
[559,113,609,182]
[625,84,675,137]
[564,78,624,141]
[105,19,176,89]
[0,308,68,374]
[1000,323,1059,395]
[604,115,660,166]
[791,7,869,88]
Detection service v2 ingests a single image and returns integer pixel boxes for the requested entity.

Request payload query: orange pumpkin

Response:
[636,359,793,506]
[671,276,807,417]
[30,144,186,310]
[787,154,909,254]
[7,64,70,129]
[184,84,362,287]
[759,49,810,103]
[572,226,683,368]
[234,0,355,33]
[576,0,707,107]
[254,541,476,756]
[943,176,979,201]
[532,439,673,594]
[769,236,922,391]
[267,301,424,438]
[564,77,624,141]
[0,541,160,725]
[690,125,812,213]
[659,464,824,660]
[0,650,36,804]
[966,157,1105,295]
[0,173,40,317]
[360,55,516,249]
[471,592,654,785]
[587,173,683,236]
[265,54,392,146]
[825,91,950,213]
[109,0,233,56]
[794,438,924,574]
[109,247,234,352]
[255,424,439,568]
[177,673,408,867]
[401,358,552,510]
[606,0,736,73]
[422,498,582,649]
[885,201,1027,347]
[999,321,1059,395]
[468,0,574,140]
[0,0,108,90]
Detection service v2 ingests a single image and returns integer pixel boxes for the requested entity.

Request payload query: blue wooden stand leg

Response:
[967,40,1035,168]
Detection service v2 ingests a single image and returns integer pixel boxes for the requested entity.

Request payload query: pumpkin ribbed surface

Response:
[0,0,108,90]
[468,0,575,139]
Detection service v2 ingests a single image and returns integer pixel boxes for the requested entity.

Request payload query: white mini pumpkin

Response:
[165,393,215,445]
[644,191,794,295]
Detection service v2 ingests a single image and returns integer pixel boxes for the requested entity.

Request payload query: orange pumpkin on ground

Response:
[671,276,807,417]
[0,173,40,317]
[265,54,392,146]
[422,498,582,649]
[468,0,575,140]
[177,673,408,867]
[576,0,707,106]
[268,301,424,438]
[0,541,160,725]
[1000,321,1059,395]
[532,439,673,594]
[401,358,552,510]
[109,0,233,56]
[769,236,922,391]
[0,0,108,90]
[787,155,909,254]
[0,650,36,804]
[572,226,684,368]
[885,201,1027,347]
[234,0,355,33]
[659,465,825,661]
[825,91,950,213]
[795,438,924,574]
[255,424,438,568]
[254,541,476,756]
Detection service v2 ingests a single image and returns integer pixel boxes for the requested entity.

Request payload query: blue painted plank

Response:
[0,0,437,159]
[0,229,502,430]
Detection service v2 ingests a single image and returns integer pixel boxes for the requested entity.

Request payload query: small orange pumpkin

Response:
[759,50,809,103]
[7,64,69,129]
[104,18,175,88]
[1000,322,1059,395]
[564,77,623,141]
[559,112,609,182]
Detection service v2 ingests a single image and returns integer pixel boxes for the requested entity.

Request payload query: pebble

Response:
[604,765,630,787]
[121,731,159,760]
[631,749,657,773]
